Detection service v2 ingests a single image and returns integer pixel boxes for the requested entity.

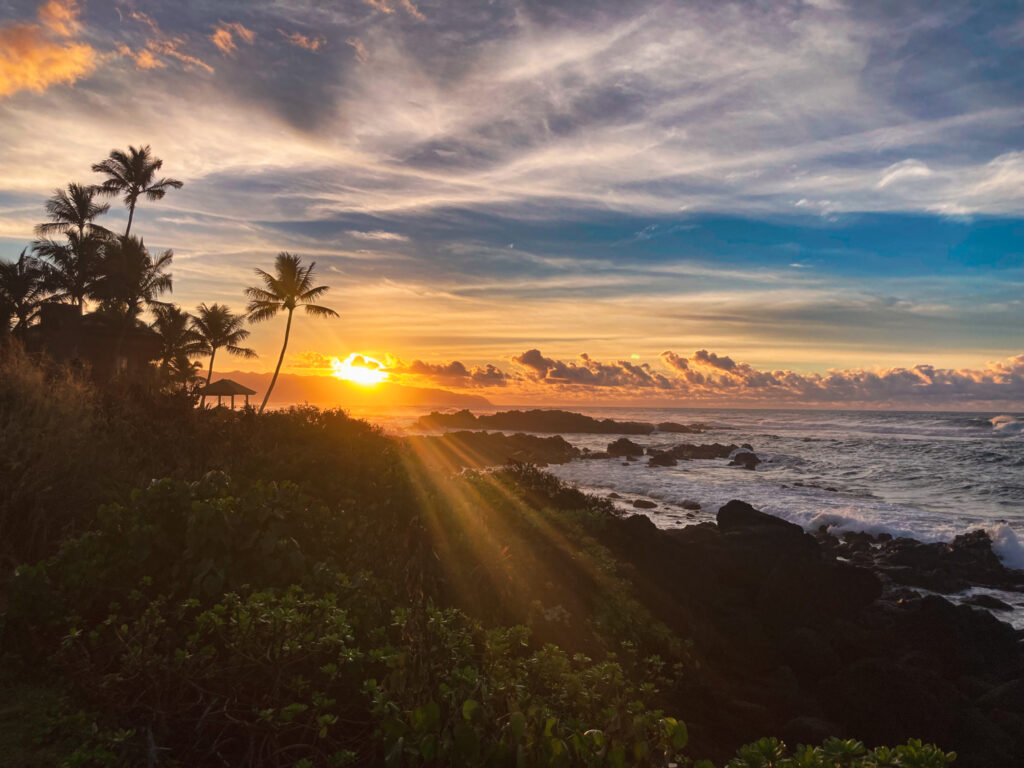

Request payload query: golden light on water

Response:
[331,353,390,385]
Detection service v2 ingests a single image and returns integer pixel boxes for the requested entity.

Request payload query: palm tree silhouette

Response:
[91,146,183,237]
[0,249,48,335]
[191,303,257,407]
[90,236,173,319]
[33,230,103,310]
[34,183,111,239]
[151,304,204,387]
[245,252,338,413]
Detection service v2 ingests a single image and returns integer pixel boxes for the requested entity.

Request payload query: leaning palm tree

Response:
[89,236,173,319]
[245,252,338,413]
[33,230,104,309]
[34,182,111,239]
[151,304,204,386]
[191,303,257,407]
[91,145,183,237]
[0,249,48,335]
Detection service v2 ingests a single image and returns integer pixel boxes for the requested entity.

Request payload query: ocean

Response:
[365,406,1024,624]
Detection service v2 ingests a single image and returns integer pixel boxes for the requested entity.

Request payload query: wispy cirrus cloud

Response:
[280,30,326,52]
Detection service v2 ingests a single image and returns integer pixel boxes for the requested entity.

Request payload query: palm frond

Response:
[302,304,340,318]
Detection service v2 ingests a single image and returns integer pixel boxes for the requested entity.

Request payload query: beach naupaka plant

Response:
[245,252,338,413]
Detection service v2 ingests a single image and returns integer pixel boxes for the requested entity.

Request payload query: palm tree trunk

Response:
[124,199,136,237]
[201,347,217,408]
[259,308,292,414]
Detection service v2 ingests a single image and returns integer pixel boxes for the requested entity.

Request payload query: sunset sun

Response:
[331,353,389,386]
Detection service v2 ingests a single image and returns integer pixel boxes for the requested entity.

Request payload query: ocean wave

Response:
[990,415,1024,435]
[990,524,1024,570]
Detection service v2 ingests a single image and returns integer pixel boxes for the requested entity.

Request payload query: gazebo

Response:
[198,378,257,409]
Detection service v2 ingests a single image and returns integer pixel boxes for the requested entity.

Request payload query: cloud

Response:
[347,229,409,241]
[877,159,933,188]
[281,30,326,52]
[210,22,256,56]
[0,0,96,100]
[360,0,425,21]
[345,37,367,62]
[390,358,511,387]
[653,349,1024,404]
[118,10,214,73]
[512,349,674,389]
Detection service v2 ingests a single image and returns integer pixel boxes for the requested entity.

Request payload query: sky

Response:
[1,0,1022,407]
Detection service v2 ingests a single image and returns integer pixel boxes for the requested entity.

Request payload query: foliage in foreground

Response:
[0,358,958,766]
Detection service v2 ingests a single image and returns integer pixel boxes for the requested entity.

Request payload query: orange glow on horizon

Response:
[330,353,390,386]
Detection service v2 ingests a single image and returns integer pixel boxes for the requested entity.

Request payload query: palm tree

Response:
[191,303,257,407]
[34,182,111,239]
[89,236,173,319]
[33,230,103,309]
[245,252,338,413]
[91,145,183,237]
[151,304,204,386]
[0,249,48,335]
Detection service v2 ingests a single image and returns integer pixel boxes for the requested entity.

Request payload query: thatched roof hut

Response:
[198,378,257,409]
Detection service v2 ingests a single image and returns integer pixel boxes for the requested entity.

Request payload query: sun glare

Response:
[331,353,390,385]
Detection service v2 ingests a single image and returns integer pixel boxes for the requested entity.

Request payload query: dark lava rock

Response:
[877,530,1024,593]
[608,437,645,457]
[414,408,655,434]
[682,499,701,510]
[657,421,708,433]
[583,499,1022,768]
[965,594,1014,612]
[729,451,761,470]
[404,431,578,468]
[632,499,657,509]
[717,500,801,534]
[665,442,738,460]
[607,492,622,499]
[648,453,678,467]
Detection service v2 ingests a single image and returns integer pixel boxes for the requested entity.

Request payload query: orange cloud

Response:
[0,0,96,99]
[281,29,326,52]
[38,0,82,36]
[345,37,368,62]
[210,21,256,55]
[360,0,424,21]
[118,10,214,73]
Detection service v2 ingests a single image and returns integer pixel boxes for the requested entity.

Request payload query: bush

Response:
[0,345,102,565]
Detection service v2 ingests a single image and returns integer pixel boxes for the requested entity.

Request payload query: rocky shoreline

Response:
[406,416,1024,764]
[593,500,1024,767]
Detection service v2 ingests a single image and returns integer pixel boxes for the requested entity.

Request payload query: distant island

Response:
[221,370,492,409]
[414,408,711,434]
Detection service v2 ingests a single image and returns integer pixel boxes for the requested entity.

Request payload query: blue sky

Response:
[0,0,1022,404]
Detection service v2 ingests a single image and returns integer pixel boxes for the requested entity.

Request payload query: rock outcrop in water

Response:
[815,527,1024,595]
[404,431,579,468]
[592,500,1024,767]
[414,409,657,434]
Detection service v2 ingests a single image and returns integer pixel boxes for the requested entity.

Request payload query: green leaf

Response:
[671,720,689,750]
[462,698,480,721]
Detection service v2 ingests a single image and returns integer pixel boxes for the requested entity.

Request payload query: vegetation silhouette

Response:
[91,145,183,237]
[0,249,47,335]
[245,252,338,412]
[34,182,111,239]
[151,304,204,388]
[191,302,257,406]
[89,235,173,319]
